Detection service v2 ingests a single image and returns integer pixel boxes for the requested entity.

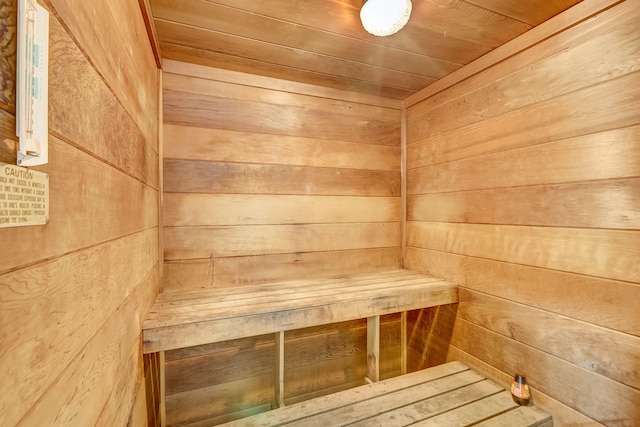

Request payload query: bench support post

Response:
[160,351,166,427]
[401,311,408,374]
[275,331,285,408]
[367,315,380,382]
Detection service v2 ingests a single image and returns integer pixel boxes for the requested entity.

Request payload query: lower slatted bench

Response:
[219,361,552,427]
[142,268,459,423]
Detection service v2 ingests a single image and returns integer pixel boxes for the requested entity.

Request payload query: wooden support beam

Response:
[367,315,380,382]
[159,351,166,427]
[275,331,285,408]
[401,311,408,375]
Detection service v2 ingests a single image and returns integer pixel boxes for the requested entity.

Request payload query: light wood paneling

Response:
[407,221,639,284]
[164,194,400,227]
[405,247,640,337]
[46,0,158,143]
[164,89,400,146]
[407,3,640,134]
[0,135,158,275]
[1,229,157,425]
[162,63,402,285]
[163,248,403,292]
[407,126,640,194]
[165,223,400,261]
[49,15,158,185]
[458,289,640,390]
[0,1,160,425]
[407,72,640,167]
[164,159,400,196]
[405,1,640,425]
[163,125,400,171]
[408,178,640,230]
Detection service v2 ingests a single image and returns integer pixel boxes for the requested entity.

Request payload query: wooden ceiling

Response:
[149,0,583,99]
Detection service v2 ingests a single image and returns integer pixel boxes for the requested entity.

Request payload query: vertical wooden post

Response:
[367,315,380,382]
[400,108,407,265]
[159,351,166,427]
[157,68,164,288]
[401,311,408,375]
[275,331,285,407]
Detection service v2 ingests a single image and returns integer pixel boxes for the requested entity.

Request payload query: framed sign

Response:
[0,163,49,228]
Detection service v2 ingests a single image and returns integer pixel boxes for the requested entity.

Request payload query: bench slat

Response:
[148,275,443,317]
[413,391,518,426]
[146,278,451,327]
[221,361,471,427]
[218,362,552,427]
[473,406,553,427]
[344,380,503,427]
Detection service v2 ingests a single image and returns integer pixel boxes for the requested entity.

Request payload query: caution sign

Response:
[0,163,49,228]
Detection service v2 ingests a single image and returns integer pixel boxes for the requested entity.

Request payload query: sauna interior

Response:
[0,0,638,425]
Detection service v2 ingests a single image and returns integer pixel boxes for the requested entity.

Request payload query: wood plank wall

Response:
[0,0,160,425]
[161,60,402,291]
[161,60,403,424]
[404,1,640,425]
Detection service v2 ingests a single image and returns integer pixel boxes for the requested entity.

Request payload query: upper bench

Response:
[142,269,459,353]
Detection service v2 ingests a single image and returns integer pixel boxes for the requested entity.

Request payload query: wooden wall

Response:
[0,0,160,425]
[161,59,403,424]
[161,60,402,291]
[404,0,640,425]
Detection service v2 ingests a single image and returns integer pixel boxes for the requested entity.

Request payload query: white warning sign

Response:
[0,163,49,228]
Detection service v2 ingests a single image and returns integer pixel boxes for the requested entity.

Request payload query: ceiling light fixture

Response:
[360,0,412,37]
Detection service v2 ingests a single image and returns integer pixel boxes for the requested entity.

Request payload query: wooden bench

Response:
[218,361,552,427]
[143,269,458,354]
[142,268,459,421]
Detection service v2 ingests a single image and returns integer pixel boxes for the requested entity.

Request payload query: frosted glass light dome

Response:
[360,0,412,37]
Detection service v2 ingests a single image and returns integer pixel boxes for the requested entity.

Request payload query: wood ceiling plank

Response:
[152,0,462,78]
[155,20,433,91]
[410,0,533,47]
[464,0,584,26]
[204,0,507,64]
[149,0,585,103]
